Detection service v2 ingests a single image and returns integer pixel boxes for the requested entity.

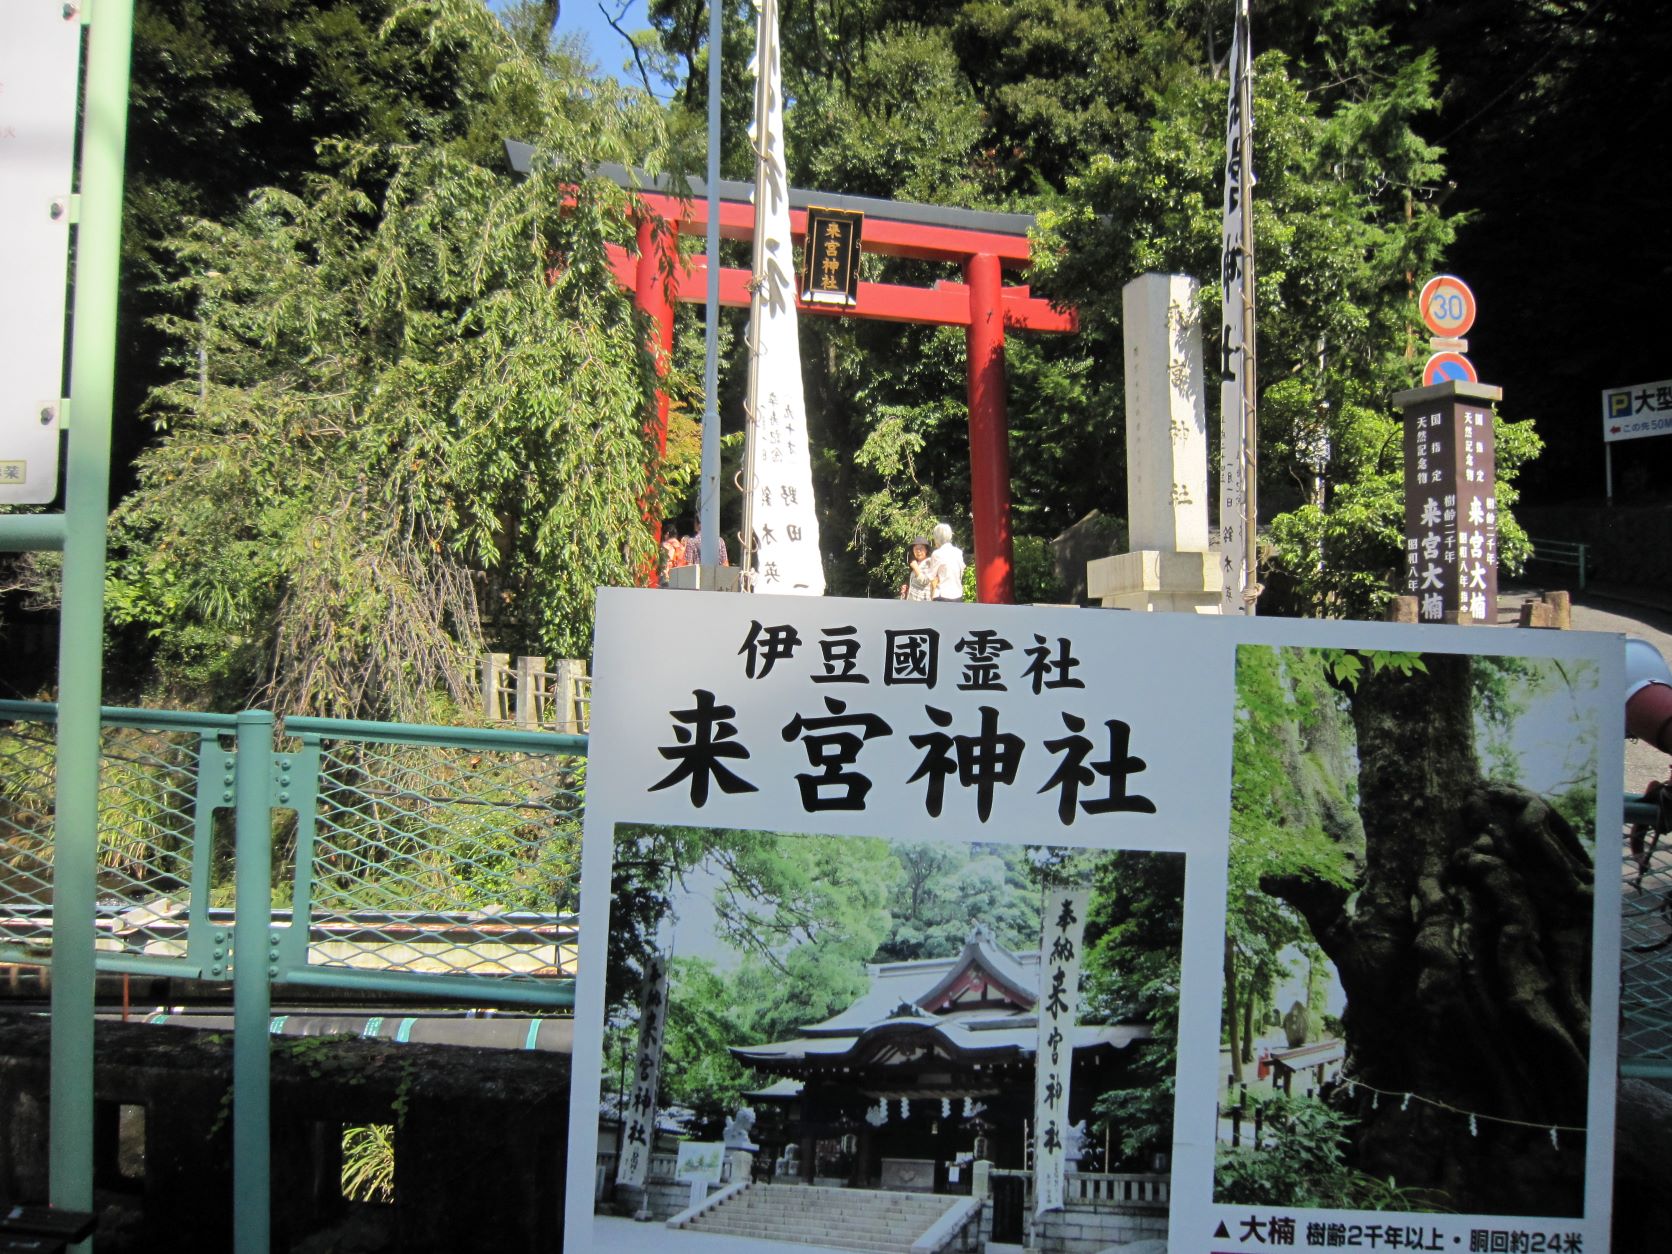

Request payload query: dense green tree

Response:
[116,0,514,491]
[1029,3,1543,617]
[104,0,676,717]
[1081,849,1186,1168]
[607,825,898,1120]
[871,841,1040,961]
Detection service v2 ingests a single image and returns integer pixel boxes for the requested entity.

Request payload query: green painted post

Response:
[50,0,136,1231]
[233,711,275,1254]
[0,514,67,551]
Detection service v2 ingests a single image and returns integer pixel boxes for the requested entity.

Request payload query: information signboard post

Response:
[1600,378,1672,500]
[0,3,84,504]
[1,2,140,1241]
[1394,380,1502,625]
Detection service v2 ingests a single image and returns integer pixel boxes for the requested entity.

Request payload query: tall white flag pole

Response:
[1218,0,1259,614]
[741,0,826,594]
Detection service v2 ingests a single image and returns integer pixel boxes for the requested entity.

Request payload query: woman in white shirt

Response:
[929,523,965,601]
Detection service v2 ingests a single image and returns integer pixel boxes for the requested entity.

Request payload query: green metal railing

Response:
[1526,536,1590,590]
[0,699,585,1000]
[276,715,585,1003]
[1,702,236,979]
[1,699,586,1253]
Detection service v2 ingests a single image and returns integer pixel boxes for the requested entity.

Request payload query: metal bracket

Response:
[271,740,321,975]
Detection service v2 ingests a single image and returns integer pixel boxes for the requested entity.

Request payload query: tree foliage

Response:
[613,2,1550,610]
[105,1,676,717]
[1224,647,1599,1213]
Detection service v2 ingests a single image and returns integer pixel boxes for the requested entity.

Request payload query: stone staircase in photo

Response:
[675,1183,960,1253]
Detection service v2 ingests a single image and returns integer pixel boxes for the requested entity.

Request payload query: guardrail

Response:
[1526,537,1590,589]
[2,699,589,1253]
[0,700,584,1003]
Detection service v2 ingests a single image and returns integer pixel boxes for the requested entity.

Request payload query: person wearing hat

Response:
[900,536,936,601]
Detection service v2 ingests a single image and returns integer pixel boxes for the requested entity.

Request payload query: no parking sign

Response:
[1423,351,1479,387]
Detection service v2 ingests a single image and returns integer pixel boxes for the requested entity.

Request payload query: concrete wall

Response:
[0,1013,569,1253]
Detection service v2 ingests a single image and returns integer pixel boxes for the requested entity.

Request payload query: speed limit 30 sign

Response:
[1419,274,1477,339]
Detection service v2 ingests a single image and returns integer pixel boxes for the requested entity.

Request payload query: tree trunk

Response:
[1267,655,1593,1216]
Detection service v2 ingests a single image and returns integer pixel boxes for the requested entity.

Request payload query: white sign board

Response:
[565,589,1621,1254]
[673,1141,725,1185]
[1602,378,1672,444]
[0,3,83,503]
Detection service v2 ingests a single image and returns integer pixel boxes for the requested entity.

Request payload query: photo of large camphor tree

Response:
[1216,647,1600,1217]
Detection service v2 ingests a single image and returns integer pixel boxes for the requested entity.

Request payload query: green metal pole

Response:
[0,514,67,551]
[232,711,274,1254]
[51,0,136,1230]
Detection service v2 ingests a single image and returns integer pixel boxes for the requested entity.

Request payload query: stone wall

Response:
[0,1013,569,1253]
[606,1178,720,1222]
[1029,1203,1169,1254]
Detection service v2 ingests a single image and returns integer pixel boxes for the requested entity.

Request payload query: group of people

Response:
[658,517,964,601]
[901,523,965,602]
[659,521,728,582]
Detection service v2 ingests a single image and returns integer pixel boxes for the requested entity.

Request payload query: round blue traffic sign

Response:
[1423,351,1478,387]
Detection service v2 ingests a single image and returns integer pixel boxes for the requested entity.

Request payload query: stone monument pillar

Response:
[1392,379,1501,625]
[1086,274,1222,613]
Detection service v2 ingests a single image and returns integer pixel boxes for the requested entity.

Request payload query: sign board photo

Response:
[566,590,1622,1254]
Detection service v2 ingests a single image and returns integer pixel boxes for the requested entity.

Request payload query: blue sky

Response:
[491,0,659,91]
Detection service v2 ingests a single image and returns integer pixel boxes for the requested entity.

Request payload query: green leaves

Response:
[110,3,675,717]
[1317,648,1427,692]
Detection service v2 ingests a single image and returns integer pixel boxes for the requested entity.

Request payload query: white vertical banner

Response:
[1217,2,1253,613]
[615,951,671,1188]
[0,2,83,504]
[1034,886,1090,1218]
[744,0,825,595]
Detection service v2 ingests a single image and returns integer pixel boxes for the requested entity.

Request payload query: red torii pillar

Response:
[965,253,1012,605]
[632,214,677,585]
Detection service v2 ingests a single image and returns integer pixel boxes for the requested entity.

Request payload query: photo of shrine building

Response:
[734,924,1155,1193]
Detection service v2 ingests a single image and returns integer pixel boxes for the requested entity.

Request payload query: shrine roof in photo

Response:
[729,924,1148,1076]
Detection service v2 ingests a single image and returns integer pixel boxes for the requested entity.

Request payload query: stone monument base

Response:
[666,563,742,591]
[1087,550,1222,614]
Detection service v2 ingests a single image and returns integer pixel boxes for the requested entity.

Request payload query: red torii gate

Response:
[513,151,1077,603]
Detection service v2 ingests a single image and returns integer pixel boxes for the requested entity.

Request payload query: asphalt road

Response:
[1496,582,1672,796]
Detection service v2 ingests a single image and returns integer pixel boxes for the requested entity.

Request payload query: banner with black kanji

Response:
[1034,886,1090,1217]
